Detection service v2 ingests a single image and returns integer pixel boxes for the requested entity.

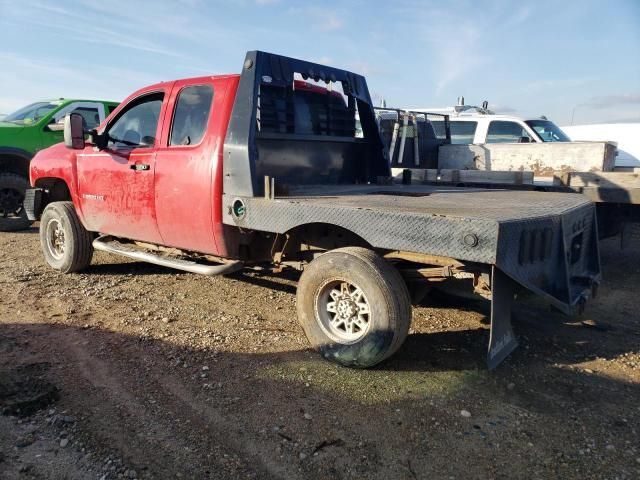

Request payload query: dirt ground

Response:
[0,226,638,480]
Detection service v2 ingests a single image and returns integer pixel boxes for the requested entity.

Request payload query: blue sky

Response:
[1,0,639,125]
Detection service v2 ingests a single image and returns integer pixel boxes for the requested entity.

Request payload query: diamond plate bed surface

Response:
[278,184,591,221]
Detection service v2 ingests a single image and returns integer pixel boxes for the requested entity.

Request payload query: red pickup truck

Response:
[26,51,601,369]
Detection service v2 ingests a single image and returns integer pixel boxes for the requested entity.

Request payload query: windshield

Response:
[525,120,570,142]
[3,101,60,125]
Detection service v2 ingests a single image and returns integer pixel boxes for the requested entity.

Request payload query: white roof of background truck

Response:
[413,97,546,122]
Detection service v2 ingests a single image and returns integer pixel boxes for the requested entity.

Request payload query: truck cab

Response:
[0,98,118,231]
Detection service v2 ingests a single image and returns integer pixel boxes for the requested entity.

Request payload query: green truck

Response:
[0,98,119,230]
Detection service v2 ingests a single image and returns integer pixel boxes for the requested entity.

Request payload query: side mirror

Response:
[519,136,531,143]
[48,118,65,132]
[64,113,85,149]
[89,129,108,150]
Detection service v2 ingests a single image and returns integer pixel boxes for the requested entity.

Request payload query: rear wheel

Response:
[0,173,33,231]
[40,201,93,273]
[296,247,411,368]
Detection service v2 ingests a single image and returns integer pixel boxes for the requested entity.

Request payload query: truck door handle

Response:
[130,164,150,171]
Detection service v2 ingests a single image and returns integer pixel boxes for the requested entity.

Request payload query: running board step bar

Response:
[92,236,243,276]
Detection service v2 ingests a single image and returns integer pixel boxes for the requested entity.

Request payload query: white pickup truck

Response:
[413,103,619,178]
[383,102,639,240]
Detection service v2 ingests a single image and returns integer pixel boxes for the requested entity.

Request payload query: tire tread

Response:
[332,247,412,361]
[297,246,412,368]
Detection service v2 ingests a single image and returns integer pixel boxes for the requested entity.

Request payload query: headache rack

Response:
[223,50,390,197]
[257,80,357,137]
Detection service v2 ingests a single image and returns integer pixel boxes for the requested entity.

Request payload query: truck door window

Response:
[169,85,213,146]
[71,107,100,130]
[432,121,477,144]
[487,121,533,143]
[106,92,164,149]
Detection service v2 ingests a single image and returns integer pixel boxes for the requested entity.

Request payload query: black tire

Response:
[0,173,33,232]
[39,201,93,273]
[296,247,411,368]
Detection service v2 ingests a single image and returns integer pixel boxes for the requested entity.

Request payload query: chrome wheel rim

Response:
[45,218,66,260]
[315,280,371,343]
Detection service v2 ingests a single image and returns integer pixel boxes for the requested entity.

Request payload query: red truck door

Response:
[153,79,232,254]
[76,90,168,244]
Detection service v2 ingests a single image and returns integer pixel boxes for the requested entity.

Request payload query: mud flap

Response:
[487,266,519,370]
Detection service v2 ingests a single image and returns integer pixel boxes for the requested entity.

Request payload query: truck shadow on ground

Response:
[1,320,638,479]
[83,264,303,287]
[85,261,191,277]
[8,226,39,235]
[229,270,299,295]
[384,285,638,376]
[80,257,637,378]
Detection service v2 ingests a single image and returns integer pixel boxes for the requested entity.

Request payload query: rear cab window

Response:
[169,85,214,147]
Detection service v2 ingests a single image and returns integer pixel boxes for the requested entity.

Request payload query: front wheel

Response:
[296,247,411,368]
[40,201,94,273]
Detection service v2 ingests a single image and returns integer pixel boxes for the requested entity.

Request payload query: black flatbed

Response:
[219,51,601,369]
[278,184,591,221]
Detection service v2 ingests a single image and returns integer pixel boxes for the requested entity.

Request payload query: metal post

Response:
[397,112,409,165]
[389,116,400,163]
[264,176,271,199]
[413,115,420,167]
